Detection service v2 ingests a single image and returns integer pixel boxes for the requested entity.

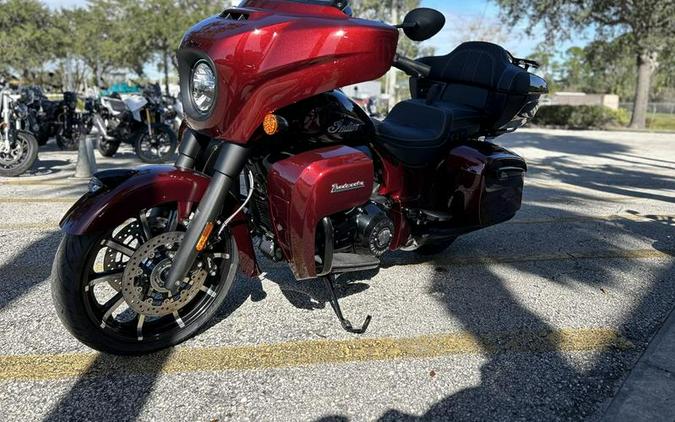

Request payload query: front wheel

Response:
[56,130,82,151]
[0,131,38,177]
[97,138,120,157]
[134,124,177,164]
[51,207,239,355]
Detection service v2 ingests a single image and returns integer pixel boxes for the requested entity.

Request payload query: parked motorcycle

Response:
[94,86,178,163]
[0,81,38,177]
[52,1,547,355]
[162,93,184,134]
[19,88,86,150]
[54,91,88,151]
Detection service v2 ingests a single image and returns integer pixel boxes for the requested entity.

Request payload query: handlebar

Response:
[392,54,432,78]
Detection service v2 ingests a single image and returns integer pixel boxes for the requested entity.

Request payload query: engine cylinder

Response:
[355,203,394,257]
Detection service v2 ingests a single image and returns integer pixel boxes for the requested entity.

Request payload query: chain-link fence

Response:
[620,103,675,114]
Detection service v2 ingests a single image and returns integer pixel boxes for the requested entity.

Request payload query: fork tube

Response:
[146,109,153,136]
[165,142,249,289]
[175,128,206,170]
[2,93,10,147]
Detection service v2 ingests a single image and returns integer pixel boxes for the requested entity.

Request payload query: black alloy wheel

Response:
[0,131,38,177]
[134,124,177,164]
[51,204,239,355]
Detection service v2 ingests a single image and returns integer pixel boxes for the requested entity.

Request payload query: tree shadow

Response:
[43,349,173,422]
[320,131,675,420]
[375,206,673,420]
[262,261,377,311]
[502,132,675,204]
[27,159,71,177]
[0,231,62,312]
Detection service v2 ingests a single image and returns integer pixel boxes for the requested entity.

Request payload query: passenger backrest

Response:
[419,42,531,95]
[417,42,539,134]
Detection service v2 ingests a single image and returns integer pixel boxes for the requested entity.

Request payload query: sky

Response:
[42,0,591,79]
[43,0,591,58]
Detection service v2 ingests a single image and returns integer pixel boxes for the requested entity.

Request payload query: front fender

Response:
[60,165,259,277]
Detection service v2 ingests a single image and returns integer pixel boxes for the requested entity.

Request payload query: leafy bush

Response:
[532,105,629,129]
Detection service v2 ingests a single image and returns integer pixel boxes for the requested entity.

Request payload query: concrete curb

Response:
[600,305,675,421]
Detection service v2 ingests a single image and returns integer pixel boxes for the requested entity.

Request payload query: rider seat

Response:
[373,100,483,167]
[375,41,544,167]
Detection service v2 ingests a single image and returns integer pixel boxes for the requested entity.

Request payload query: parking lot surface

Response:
[0,128,673,421]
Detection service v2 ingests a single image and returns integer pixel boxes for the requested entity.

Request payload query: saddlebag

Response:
[445,141,526,228]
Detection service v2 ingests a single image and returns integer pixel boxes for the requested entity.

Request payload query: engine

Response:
[331,203,394,257]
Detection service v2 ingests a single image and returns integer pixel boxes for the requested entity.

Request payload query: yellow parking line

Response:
[509,214,675,225]
[0,328,631,381]
[0,179,84,186]
[0,197,80,204]
[434,248,673,266]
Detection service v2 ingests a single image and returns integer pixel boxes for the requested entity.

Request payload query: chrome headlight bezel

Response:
[190,60,217,115]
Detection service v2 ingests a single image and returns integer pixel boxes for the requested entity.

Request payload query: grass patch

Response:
[646,113,675,131]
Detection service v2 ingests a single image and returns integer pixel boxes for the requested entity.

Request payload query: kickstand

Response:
[322,275,372,334]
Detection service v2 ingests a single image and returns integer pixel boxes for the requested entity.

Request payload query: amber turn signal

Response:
[195,222,215,252]
[263,113,288,135]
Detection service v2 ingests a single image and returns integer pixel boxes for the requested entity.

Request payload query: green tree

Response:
[59,2,132,88]
[0,0,56,82]
[557,47,590,91]
[493,0,675,128]
[351,0,431,108]
[527,43,562,93]
[135,0,223,94]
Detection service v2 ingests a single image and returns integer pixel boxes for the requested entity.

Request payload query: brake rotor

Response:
[103,220,145,291]
[121,231,208,317]
[0,136,27,168]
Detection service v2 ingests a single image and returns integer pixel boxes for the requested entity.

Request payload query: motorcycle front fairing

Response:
[123,95,149,122]
[178,0,398,143]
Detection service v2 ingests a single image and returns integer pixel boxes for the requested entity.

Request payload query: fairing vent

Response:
[221,11,249,21]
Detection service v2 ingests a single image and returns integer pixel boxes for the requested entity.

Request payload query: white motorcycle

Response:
[0,81,38,177]
[92,89,177,163]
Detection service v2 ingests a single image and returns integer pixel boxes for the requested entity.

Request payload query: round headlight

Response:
[191,61,216,113]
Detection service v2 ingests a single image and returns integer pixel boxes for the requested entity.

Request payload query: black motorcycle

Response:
[94,86,177,163]
[54,92,87,151]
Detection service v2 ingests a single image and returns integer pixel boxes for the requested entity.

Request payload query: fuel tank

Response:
[276,90,376,145]
[177,0,398,143]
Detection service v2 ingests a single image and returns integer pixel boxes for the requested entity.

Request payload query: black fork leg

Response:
[175,128,209,170]
[165,140,249,290]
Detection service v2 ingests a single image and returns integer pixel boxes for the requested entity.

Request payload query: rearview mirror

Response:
[398,8,446,42]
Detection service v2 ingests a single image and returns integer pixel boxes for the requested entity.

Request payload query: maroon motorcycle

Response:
[52,0,547,355]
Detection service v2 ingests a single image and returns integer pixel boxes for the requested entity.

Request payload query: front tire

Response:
[97,138,120,157]
[51,212,239,355]
[0,131,38,177]
[134,124,177,164]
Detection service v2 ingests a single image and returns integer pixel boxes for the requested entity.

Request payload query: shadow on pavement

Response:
[0,231,62,311]
[5,130,675,420]
[320,132,675,420]
[43,350,173,422]
[505,132,675,204]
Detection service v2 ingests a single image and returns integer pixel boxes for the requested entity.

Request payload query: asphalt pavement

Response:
[0,128,673,421]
